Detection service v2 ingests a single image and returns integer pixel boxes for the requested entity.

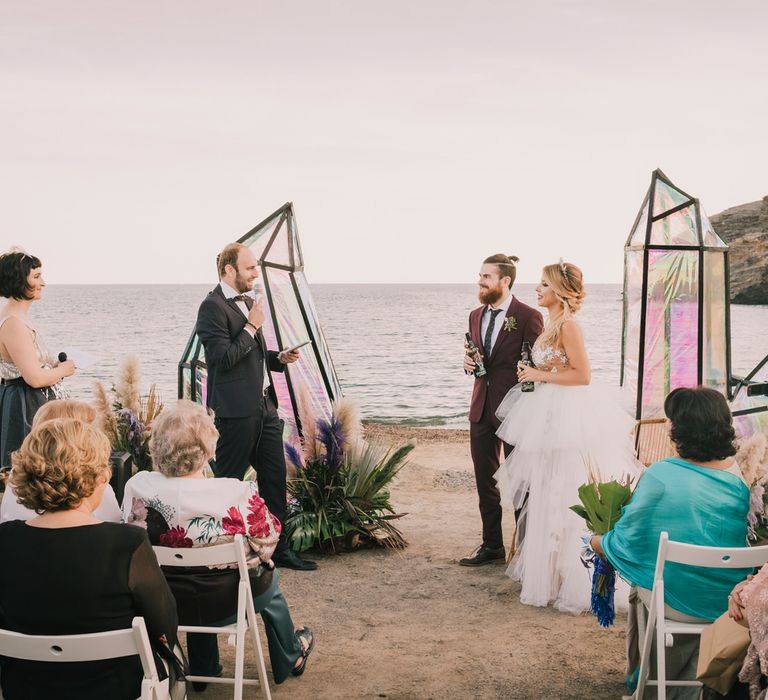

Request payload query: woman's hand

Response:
[59,360,76,378]
[517,362,543,383]
[590,534,604,557]
[728,575,753,623]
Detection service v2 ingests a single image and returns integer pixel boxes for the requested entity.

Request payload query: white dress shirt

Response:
[480,293,514,357]
[219,281,270,392]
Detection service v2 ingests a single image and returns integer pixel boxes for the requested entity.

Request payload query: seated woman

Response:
[122,399,313,686]
[0,417,183,700]
[0,399,121,523]
[592,386,751,697]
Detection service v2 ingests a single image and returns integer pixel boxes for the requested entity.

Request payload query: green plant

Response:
[284,398,412,552]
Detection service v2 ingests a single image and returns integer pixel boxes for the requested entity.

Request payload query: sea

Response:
[29,284,768,430]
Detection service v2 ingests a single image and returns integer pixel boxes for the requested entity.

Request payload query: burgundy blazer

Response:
[468,296,544,423]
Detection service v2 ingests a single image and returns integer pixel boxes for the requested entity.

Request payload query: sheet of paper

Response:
[62,347,99,370]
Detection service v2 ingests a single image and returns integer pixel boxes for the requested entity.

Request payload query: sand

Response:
[202,423,629,699]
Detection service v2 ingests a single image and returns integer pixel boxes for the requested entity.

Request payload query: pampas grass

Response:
[333,397,362,450]
[737,432,768,487]
[93,380,117,438]
[114,355,141,414]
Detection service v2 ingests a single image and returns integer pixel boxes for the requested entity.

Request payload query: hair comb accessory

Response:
[559,258,568,277]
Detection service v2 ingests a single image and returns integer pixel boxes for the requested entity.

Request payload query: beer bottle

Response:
[464,332,487,377]
[520,341,535,392]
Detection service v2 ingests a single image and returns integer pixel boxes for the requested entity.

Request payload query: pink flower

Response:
[222,506,246,535]
[247,493,270,537]
[159,526,193,548]
[127,498,147,527]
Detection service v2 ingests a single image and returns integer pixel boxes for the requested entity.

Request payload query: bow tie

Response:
[231,294,251,302]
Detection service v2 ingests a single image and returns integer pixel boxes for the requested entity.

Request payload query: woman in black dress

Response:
[0,416,184,700]
[0,250,76,471]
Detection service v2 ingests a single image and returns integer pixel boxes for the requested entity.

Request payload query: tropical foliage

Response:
[285,395,413,552]
[93,356,163,471]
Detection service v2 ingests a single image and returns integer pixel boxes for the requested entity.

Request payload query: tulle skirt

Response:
[494,382,642,613]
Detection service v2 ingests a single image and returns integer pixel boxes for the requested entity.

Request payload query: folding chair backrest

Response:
[154,533,249,580]
[0,617,156,674]
[654,531,768,581]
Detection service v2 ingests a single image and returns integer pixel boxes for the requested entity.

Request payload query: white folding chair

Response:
[153,533,271,700]
[636,531,768,700]
[0,616,168,700]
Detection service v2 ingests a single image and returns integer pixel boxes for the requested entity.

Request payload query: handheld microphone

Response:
[58,352,67,363]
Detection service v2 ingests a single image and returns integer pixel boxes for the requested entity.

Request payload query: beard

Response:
[234,271,253,294]
[478,284,504,306]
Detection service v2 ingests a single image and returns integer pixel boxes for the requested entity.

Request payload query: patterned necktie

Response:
[484,309,502,359]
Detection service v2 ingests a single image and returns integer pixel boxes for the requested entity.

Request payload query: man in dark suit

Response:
[196,242,317,571]
[460,254,544,566]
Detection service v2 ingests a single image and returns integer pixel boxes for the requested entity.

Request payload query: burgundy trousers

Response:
[469,402,513,551]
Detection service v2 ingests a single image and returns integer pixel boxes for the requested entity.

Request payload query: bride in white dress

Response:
[494,260,641,613]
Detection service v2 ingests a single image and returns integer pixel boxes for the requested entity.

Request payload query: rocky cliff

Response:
[710,196,768,305]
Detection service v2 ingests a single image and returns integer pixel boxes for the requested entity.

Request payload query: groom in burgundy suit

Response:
[460,254,543,566]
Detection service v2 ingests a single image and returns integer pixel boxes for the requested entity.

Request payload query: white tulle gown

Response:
[494,340,642,614]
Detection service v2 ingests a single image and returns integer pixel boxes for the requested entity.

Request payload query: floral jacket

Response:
[121,471,280,567]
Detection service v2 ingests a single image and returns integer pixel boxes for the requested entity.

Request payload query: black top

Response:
[0,520,178,700]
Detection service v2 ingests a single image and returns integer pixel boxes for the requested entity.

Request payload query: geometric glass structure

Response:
[621,169,731,420]
[178,202,343,449]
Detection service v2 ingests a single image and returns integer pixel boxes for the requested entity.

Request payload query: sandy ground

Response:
[201,423,630,700]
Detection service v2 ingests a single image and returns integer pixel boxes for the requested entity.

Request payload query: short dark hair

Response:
[664,387,737,462]
[0,251,42,300]
[216,243,247,280]
[483,254,519,289]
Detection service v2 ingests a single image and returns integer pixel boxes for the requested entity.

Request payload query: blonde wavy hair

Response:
[536,261,586,350]
[149,400,219,477]
[10,418,111,513]
[33,399,97,426]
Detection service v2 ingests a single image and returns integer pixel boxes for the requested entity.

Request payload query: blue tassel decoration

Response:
[590,554,617,628]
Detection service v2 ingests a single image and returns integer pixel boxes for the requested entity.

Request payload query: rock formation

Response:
[710,196,768,305]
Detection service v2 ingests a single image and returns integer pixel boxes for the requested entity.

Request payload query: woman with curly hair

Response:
[122,400,313,688]
[0,417,184,700]
[494,260,642,612]
[0,249,76,471]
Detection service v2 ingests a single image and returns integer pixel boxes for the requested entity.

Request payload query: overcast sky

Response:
[2,0,766,284]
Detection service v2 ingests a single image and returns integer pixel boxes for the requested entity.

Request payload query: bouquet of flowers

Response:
[570,465,633,628]
[93,356,163,471]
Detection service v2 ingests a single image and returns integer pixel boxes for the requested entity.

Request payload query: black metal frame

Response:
[623,169,737,419]
[177,202,343,439]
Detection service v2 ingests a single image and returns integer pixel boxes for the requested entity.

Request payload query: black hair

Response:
[0,251,42,300]
[664,386,737,462]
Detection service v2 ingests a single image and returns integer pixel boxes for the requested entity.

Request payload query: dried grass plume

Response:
[737,432,768,487]
[93,381,117,438]
[115,355,141,414]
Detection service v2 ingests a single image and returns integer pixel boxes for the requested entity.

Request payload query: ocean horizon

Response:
[27,284,768,429]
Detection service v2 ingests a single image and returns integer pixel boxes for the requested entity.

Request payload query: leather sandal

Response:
[291,626,314,677]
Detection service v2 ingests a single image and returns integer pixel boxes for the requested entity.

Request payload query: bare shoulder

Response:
[560,319,583,338]
[0,315,33,337]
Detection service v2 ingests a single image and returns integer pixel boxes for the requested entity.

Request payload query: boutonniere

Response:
[503,316,518,332]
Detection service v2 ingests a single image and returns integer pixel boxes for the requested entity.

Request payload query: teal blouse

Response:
[601,457,751,621]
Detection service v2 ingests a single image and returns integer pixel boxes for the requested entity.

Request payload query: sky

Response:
[2,0,767,284]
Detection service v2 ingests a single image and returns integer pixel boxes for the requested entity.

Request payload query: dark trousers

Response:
[213,395,288,551]
[469,402,513,551]
[187,570,302,685]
